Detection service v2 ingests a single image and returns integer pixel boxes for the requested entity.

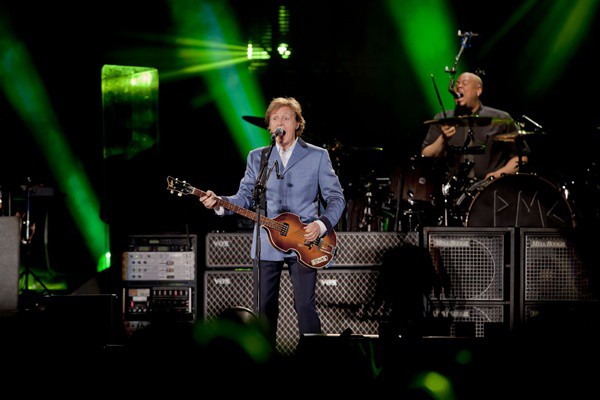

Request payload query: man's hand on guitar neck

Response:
[199,190,224,214]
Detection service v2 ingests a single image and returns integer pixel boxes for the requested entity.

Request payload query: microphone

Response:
[451,91,463,99]
[458,30,479,38]
[271,127,285,141]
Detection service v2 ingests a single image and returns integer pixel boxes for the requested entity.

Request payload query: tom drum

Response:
[395,155,442,204]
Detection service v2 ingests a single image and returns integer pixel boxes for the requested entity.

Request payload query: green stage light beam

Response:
[169,0,268,158]
[386,0,460,115]
[0,15,109,273]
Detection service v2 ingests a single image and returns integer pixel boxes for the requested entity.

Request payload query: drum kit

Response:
[392,119,576,231]
[242,114,578,232]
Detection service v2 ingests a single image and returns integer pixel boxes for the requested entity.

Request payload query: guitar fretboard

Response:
[191,187,283,232]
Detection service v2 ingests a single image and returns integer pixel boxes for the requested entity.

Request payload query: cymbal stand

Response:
[440,181,452,227]
[514,122,528,172]
[20,183,50,308]
[359,184,374,231]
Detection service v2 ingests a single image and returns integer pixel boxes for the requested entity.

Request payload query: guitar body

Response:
[166,176,338,269]
[262,213,337,269]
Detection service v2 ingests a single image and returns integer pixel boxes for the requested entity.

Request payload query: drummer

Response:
[421,72,530,181]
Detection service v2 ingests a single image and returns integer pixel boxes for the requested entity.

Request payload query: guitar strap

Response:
[253,146,270,216]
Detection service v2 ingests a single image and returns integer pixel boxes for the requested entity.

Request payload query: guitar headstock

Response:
[166,176,193,196]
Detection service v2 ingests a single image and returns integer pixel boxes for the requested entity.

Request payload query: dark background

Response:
[1,1,598,291]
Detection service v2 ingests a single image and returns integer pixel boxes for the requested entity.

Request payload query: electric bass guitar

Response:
[166,176,338,269]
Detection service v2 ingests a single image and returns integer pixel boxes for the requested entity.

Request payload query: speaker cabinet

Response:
[423,227,515,336]
[205,232,419,268]
[333,232,419,266]
[520,228,596,302]
[204,268,383,355]
[519,228,599,333]
[0,217,20,314]
[423,227,515,301]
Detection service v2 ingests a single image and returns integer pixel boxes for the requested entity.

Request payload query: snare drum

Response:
[463,173,575,228]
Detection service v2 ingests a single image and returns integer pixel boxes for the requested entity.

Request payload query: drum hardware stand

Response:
[359,183,375,231]
[515,135,526,172]
[401,200,425,232]
[440,181,453,227]
[393,173,404,231]
[514,117,543,172]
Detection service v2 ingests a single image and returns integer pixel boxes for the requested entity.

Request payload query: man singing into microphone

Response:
[200,97,346,347]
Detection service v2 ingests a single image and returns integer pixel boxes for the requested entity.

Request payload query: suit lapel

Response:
[281,138,308,175]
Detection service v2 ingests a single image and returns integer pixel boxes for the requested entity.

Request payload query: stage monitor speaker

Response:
[0,217,20,314]
[205,231,419,268]
[204,268,384,355]
[423,227,515,302]
[38,294,119,349]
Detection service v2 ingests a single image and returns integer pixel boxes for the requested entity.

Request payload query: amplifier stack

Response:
[423,227,515,338]
[203,232,417,354]
[202,227,598,351]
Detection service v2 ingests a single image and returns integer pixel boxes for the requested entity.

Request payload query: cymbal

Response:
[491,130,544,142]
[424,116,514,127]
[242,115,267,129]
[325,140,383,154]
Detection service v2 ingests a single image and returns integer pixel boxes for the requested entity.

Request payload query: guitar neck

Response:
[190,187,278,228]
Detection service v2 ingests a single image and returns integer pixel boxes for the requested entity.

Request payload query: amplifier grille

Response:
[204,269,384,355]
[523,229,596,301]
[335,232,419,266]
[424,227,513,301]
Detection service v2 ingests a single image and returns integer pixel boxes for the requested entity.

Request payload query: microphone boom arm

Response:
[445,30,478,98]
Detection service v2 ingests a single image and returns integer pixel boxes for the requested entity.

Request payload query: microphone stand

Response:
[253,135,277,318]
[436,30,477,226]
[20,181,50,308]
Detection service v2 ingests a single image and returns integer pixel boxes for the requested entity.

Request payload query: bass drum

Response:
[463,173,575,228]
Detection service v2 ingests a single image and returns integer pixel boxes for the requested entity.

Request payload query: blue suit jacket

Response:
[222,138,346,262]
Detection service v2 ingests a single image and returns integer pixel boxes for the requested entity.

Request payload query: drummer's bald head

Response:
[460,72,483,89]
